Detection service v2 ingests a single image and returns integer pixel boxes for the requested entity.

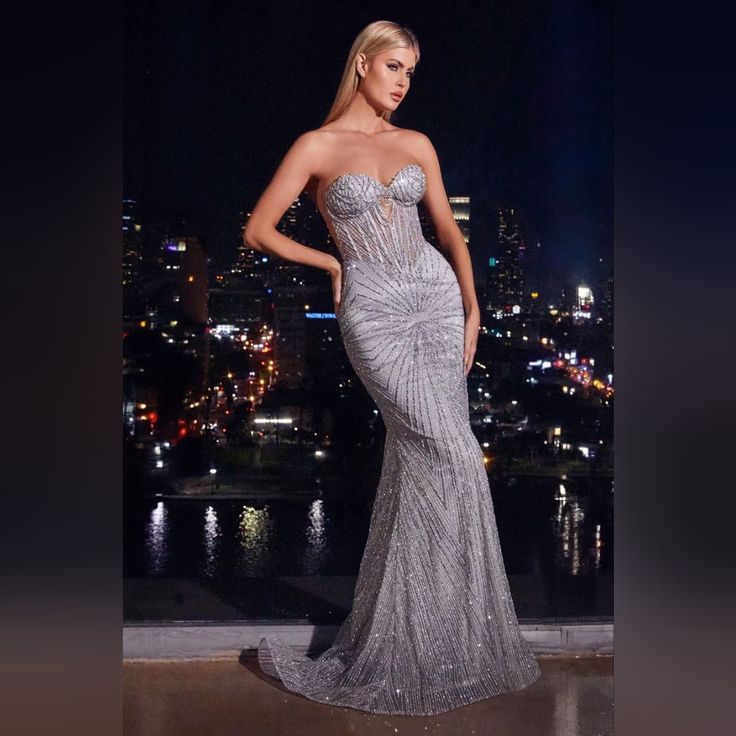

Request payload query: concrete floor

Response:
[123,654,613,735]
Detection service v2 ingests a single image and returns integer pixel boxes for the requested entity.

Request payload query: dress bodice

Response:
[324,163,428,269]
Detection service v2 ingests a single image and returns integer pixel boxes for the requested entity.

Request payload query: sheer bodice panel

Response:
[324,163,429,270]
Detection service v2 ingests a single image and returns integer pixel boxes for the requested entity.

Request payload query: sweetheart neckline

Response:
[324,162,425,198]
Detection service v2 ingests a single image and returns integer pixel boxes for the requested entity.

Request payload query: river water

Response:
[123,474,613,622]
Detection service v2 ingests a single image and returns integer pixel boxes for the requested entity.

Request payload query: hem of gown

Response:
[257,635,542,717]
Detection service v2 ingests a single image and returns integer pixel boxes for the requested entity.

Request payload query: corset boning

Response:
[324,163,430,271]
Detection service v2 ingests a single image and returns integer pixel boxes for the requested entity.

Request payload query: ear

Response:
[355,53,368,78]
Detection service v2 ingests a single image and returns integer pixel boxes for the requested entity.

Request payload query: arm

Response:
[244,132,340,277]
[414,132,480,316]
[413,132,480,375]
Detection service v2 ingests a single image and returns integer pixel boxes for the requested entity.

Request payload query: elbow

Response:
[243,222,265,252]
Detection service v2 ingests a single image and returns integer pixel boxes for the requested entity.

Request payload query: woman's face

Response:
[357,47,417,111]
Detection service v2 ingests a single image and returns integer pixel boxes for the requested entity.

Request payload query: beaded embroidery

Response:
[258,162,541,716]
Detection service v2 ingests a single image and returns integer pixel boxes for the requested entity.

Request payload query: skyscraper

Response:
[180,235,208,325]
[416,195,470,254]
[573,285,594,321]
[122,198,144,317]
[485,207,526,316]
[449,196,471,246]
[209,211,271,334]
[156,233,208,327]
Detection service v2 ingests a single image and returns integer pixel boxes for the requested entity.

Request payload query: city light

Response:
[122,98,613,593]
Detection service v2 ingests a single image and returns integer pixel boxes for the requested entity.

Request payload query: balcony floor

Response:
[123,653,613,735]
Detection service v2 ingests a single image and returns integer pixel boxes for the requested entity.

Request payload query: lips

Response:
[391,92,403,101]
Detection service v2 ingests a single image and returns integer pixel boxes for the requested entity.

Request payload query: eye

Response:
[388,63,413,79]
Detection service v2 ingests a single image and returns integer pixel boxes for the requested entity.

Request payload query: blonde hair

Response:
[322,20,420,126]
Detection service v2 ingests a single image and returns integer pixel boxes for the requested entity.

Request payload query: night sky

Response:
[124,0,612,291]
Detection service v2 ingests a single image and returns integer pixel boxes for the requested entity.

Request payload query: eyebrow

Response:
[387,58,416,71]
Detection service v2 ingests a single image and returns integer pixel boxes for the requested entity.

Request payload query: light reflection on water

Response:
[201,505,220,579]
[136,478,611,588]
[237,504,275,577]
[303,499,328,574]
[554,483,592,576]
[146,501,169,575]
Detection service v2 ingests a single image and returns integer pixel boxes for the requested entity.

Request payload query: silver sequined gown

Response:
[258,163,541,715]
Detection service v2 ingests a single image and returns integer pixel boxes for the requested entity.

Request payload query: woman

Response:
[244,20,541,716]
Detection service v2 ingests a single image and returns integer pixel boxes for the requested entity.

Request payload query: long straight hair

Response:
[322,20,420,126]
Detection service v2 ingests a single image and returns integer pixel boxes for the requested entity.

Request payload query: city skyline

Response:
[124,0,612,288]
[124,192,612,322]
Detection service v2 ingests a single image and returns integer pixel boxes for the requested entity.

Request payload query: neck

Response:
[336,90,390,135]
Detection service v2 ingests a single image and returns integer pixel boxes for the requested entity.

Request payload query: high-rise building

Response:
[573,285,594,321]
[154,233,208,327]
[180,236,208,325]
[449,196,470,246]
[122,198,144,318]
[598,271,613,324]
[416,195,469,253]
[485,207,526,316]
[231,240,259,277]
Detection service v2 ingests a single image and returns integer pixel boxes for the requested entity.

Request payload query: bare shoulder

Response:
[280,130,336,182]
[393,127,437,160]
[296,127,347,161]
[290,129,330,155]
